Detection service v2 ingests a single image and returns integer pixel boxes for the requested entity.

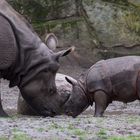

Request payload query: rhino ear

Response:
[45,33,58,51]
[65,77,77,86]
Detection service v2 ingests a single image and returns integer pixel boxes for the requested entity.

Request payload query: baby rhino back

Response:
[107,56,140,101]
[87,56,140,102]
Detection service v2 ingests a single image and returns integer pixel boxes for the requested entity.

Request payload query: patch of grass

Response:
[79,136,88,140]
[50,122,59,129]
[72,129,87,140]
[124,12,140,36]
[96,118,104,123]
[0,137,8,140]
[67,124,75,130]
[73,129,86,136]
[12,133,31,140]
[109,135,140,140]
[12,128,19,133]
[11,129,31,140]
[70,128,87,140]
[66,124,88,139]
[48,121,67,133]
[37,127,45,132]
[127,116,140,124]
[97,129,108,139]
[11,115,19,121]
[60,128,65,132]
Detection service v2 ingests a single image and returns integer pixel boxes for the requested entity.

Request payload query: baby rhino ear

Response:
[45,33,58,51]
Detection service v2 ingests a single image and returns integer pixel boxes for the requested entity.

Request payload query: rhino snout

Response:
[65,109,78,118]
[58,92,71,106]
[40,107,59,117]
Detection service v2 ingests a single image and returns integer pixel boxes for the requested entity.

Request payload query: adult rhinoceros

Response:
[0,0,73,117]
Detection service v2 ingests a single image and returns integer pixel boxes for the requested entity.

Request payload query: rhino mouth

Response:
[40,94,71,117]
[66,111,78,118]
[60,93,71,107]
[40,109,58,117]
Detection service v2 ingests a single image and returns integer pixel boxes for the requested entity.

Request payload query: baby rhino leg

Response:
[136,73,140,99]
[93,90,109,117]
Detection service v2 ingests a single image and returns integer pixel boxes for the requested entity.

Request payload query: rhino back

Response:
[106,56,140,81]
[106,56,140,101]
[86,56,140,100]
[0,15,17,70]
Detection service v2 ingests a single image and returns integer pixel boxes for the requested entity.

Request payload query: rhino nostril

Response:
[65,110,72,116]
[66,111,69,115]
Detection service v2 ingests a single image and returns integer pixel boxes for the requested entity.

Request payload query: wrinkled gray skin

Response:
[17,73,73,116]
[0,0,73,117]
[64,56,140,117]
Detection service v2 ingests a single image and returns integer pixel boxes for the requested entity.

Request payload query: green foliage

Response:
[124,11,140,35]
[8,0,49,22]
[37,127,45,132]
[97,129,108,139]
[8,0,81,35]
[109,135,140,140]
[127,116,140,123]
[8,0,69,22]
[12,133,31,140]
[103,0,129,5]
[0,137,8,140]
[11,128,32,140]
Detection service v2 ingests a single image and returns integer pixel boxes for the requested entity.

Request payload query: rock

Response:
[128,0,140,5]
[10,0,140,75]
[82,0,140,48]
[17,73,73,115]
[41,0,140,66]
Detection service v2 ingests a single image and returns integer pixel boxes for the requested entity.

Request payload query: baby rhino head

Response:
[63,77,89,117]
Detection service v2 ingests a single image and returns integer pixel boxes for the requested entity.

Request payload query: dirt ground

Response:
[0,65,140,140]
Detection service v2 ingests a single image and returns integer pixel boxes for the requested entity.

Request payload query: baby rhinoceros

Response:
[64,56,140,117]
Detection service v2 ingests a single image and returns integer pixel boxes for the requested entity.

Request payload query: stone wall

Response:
[9,0,140,66]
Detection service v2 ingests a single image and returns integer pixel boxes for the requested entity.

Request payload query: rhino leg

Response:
[0,104,8,117]
[0,15,17,70]
[136,72,140,99]
[0,94,8,117]
[93,90,109,117]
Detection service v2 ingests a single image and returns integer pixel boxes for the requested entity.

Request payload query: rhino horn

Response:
[65,76,77,86]
[54,46,75,61]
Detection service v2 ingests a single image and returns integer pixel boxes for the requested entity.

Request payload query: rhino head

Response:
[19,34,74,117]
[63,77,89,118]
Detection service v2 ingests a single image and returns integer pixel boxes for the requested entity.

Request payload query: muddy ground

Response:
[0,65,140,140]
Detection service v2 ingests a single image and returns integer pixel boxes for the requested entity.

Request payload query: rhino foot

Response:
[0,110,9,117]
[94,113,104,117]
